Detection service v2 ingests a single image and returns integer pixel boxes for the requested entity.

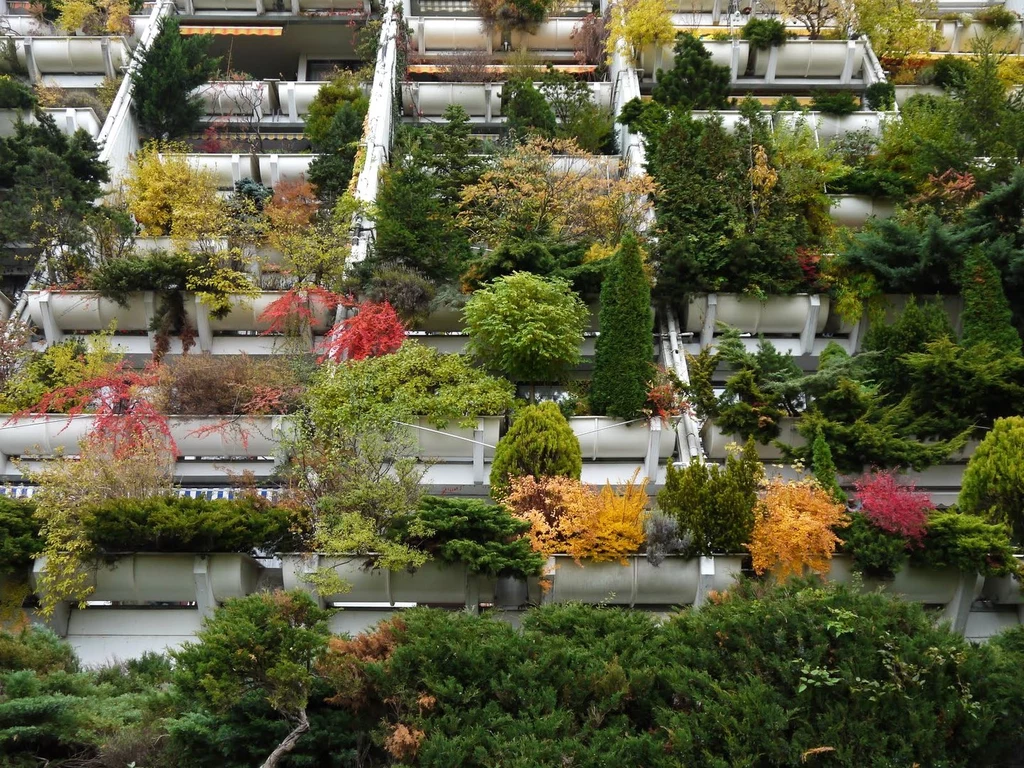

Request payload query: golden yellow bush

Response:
[748,476,848,582]
[502,472,648,563]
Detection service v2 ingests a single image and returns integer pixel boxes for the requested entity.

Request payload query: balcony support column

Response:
[23,37,39,83]
[472,418,485,485]
[700,293,718,348]
[840,40,855,84]
[194,295,213,352]
[193,557,215,620]
[143,290,158,353]
[764,45,779,83]
[645,418,662,482]
[942,573,984,636]
[100,37,115,80]
[799,294,821,356]
[729,40,740,83]
[694,556,716,609]
[37,291,64,347]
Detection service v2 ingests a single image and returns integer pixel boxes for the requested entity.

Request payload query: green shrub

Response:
[840,513,908,578]
[960,246,1020,352]
[974,5,1018,30]
[959,416,1024,543]
[657,438,762,555]
[408,497,544,577]
[0,76,35,109]
[741,17,787,47]
[590,235,653,419]
[773,94,802,111]
[811,90,860,115]
[0,498,41,575]
[652,33,730,110]
[503,78,557,138]
[932,56,972,89]
[490,401,582,498]
[811,427,846,503]
[83,496,299,554]
[865,81,896,110]
[307,341,515,431]
[913,510,1019,576]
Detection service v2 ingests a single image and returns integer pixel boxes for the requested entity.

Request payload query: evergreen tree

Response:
[503,79,557,139]
[959,416,1024,544]
[590,236,653,418]
[490,401,582,498]
[130,17,219,139]
[861,296,953,401]
[306,102,366,203]
[811,426,846,503]
[960,246,1021,352]
[421,105,483,205]
[652,33,730,110]
[656,438,762,555]
[372,157,470,283]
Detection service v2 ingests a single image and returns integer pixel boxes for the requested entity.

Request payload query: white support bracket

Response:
[693,556,716,608]
[729,40,741,83]
[100,37,115,79]
[700,293,718,348]
[840,40,856,85]
[143,290,158,353]
[37,291,64,346]
[23,38,39,84]
[193,556,216,619]
[799,294,821,356]
[472,418,485,485]
[942,573,984,636]
[764,45,779,83]
[194,295,213,352]
[644,418,662,482]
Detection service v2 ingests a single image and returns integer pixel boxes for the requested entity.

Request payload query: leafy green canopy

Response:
[959,416,1024,544]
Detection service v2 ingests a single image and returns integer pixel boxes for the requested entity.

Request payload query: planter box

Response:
[31,553,260,603]
[281,554,494,606]
[542,554,743,606]
[823,555,969,604]
[0,414,289,459]
[26,290,337,335]
[570,416,674,461]
[982,565,1024,605]
[830,194,896,227]
[412,416,500,460]
[894,84,944,107]
[701,417,805,461]
[684,293,829,337]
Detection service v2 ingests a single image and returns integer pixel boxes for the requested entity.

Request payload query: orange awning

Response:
[179,25,283,36]
[407,64,597,74]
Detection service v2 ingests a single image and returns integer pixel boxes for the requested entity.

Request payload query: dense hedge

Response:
[84,496,299,554]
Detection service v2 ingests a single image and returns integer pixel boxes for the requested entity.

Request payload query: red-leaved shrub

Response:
[320,300,405,362]
[853,470,933,543]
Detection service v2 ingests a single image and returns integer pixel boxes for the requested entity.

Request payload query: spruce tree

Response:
[960,246,1021,352]
[130,17,219,139]
[490,402,582,498]
[590,235,653,419]
[811,427,846,503]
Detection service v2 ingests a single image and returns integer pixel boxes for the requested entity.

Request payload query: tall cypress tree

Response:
[590,235,653,419]
[960,246,1021,352]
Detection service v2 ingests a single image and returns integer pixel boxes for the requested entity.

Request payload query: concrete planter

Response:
[412,416,500,460]
[684,293,830,338]
[823,555,971,604]
[830,195,896,227]
[894,84,944,106]
[0,414,289,459]
[701,417,805,461]
[280,554,494,606]
[569,416,675,462]
[31,553,260,603]
[542,554,743,606]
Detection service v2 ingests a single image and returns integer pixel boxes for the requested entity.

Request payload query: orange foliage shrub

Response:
[502,472,648,563]
[385,723,425,761]
[748,476,849,581]
[319,617,405,709]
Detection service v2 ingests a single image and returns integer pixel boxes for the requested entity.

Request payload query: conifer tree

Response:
[811,426,846,503]
[959,416,1024,544]
[490,401,582,498]
[131,17,219,139]
[652,33,730,110]
[960,246,1021,352]
[590,235,653,419]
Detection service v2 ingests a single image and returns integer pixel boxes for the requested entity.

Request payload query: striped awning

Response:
[407,63,597,74]
[179,25,283,36]
[0,485,282,501]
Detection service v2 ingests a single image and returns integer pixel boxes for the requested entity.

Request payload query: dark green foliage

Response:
[89,250,191,304]
[590,235,653,419]
[657,438,762,555]
[408,497,544,577]
[0,498,41,575]
[811,427,846,503]
[912,511,1019,576]
[333,585,1024,767]
[840,513,908,578]
[959,416,1024,543]
[503,78,557,138]
[932,56,972,90]
[372,156,471,283]
[421,105,484,205]
[130,17,219,139]
[810,90,860,115]
[362,265,437,324]
[538,70,615,153]
[741,17,787,47]
[306,101,367,203]
[83,496,299,554]
[0,629,77,675]
[490,401,582,497]
[865,81,896,111]
[652,33,730,110]
[960,246,1020,351]
[862,296,954,401]
[0,77,34,109]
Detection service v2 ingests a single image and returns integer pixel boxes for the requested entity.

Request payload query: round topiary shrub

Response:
[490,401,582,498]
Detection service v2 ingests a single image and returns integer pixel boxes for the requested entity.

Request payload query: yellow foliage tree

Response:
[458,137,655,249]
[605,0,676,65]
[748,476,849,582]
[502,472,648,563]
